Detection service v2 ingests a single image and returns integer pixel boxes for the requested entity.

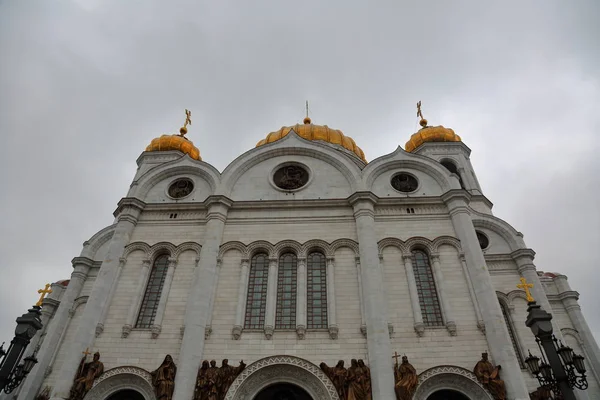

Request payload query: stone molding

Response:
[85,366,156,400]
[413,365,493,400]
[378,235,462,257]
[81,224,116,259]
[224,355,339,400]
[122,241,201,263]
[219,238,359,260]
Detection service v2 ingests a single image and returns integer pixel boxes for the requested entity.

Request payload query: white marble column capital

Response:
[430,252,441,261]
[167,257,177,268]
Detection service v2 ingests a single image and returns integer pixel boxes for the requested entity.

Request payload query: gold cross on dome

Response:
[517,277,535,302]
[392,351,401,364]
[184,109,192,129]
[36,283,52,306]
[82,348,92,357]
[417,101,424,119]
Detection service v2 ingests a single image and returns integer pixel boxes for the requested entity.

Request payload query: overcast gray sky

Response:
[1,0,598,351]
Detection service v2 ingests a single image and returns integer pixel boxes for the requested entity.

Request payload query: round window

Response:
[391,173,419,193]
[476,231,490,249]
[168,178,194,199]
[273,165,309,190]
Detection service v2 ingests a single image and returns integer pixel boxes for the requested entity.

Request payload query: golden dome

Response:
[255,118,366,162]
[145,134,201,160]
[405,121,462,153]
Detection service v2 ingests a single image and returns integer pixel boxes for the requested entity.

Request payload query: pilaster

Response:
[264,257,278,340]
[296,257,307,339]
[205,258,222,339]
[326,257,338,339]
[232,258,250,340]
[430,253,457,336]
[96,257,126,337]
[151,257,178,339]
[122,258,152,337]
[402,254,425,337]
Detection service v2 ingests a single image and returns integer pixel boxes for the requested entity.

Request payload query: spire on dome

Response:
[404,101,462,153]
[145,108,201,160]
[303,100,311,124]
[180,109,192,136]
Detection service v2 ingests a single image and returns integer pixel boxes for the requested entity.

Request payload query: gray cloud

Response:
[1,0,598,349]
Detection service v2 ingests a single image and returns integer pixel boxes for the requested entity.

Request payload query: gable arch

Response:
[173,242,202,260]
[414,365,493,400]
[471,213,524,252]
[302,239,332,258]
[378,238,407,257]
[85,366,155,400]
[219,241,248,259]
[496,291,513,311]
[81,224,116,259]
[561,328,583,345]
[432,236,462,253]
[405,237,435,255]
[148,242,177,260]
[507,289,529,305]
[274,240,303,258]
[123,242,152,261]
[330,238,359,256]
[246,241,276,259]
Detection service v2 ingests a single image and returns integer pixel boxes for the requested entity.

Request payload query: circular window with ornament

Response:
[168,178,194,199]
[391,173,419,193]
[272,164,310,191]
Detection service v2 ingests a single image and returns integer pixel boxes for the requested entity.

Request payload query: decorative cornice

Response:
[71,257,94,269]
[347,191,379,206]
[113,197,146,218]
[440,189,472,205]
[511,248,536,261]
[204,195,234,209]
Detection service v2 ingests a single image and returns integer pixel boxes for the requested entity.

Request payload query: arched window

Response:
[412,250,443,326]
[441,160,465,189]
[275,253,297,329]
[307,252,328,329]
[244,253,269,329]
[136,254,169,328]
[500,300,525,368]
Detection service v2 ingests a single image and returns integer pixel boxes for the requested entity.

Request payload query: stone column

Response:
[441,191,529,400]
[205,258,221,339]
[349,193,395,400]
[50,198,144,400]
[326,257,338,339]
[430,253,457,336]
[150,257,177,339]
[355,257,367,336]
[402,254,425,337]
[296,257,307,339]
[459,254,485,332]
[96,257,125,337]
[554,274,600,385]
[19,258,92,400]
[172,196,232,400]
[232,258,250,340]
[122,258,152,337]
[264,257,279,339]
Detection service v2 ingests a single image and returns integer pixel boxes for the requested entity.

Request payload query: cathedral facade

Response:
[15,114,600,400]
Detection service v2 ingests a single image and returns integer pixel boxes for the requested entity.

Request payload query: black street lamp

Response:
[0,304,44,393]
[525,300,588,399]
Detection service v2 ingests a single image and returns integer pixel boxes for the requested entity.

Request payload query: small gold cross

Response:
[82,348,92,357]
[392,351,401,364]
[36,283,53,306]
[517,277,535,302]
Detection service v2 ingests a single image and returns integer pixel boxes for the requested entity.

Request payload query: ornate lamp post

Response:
[0,284,51,393]
[518,278,588,399]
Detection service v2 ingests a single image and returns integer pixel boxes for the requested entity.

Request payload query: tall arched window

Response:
[412,250,443,326]
[500,300,525,368]
[244,253,269,329]
[136,254,169,328]
[307,252,328,329]
[275,253,297,329]
[441,160,465,189]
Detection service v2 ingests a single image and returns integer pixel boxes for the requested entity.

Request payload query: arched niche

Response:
[84,367,156,400]
[413,366,493,400]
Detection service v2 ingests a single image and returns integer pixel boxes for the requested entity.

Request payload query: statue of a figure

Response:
[346,359,371,400]
[473,353,506,400]
[217,359,246,400]
[529,387,553,400]
[69,352,104,400]
[357,360,372,399]
[320,360,347,400]
[393,355,417,400]
[151,355,177,400]
[193,361,210,400]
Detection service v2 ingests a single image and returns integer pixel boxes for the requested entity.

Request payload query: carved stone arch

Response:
[148,242,177,260]
[471,214,522,252]
[378,237,407,258]
[363,156,456,192]
[219,241,248,259]
[561,328,584,345]
[404,237,434,256]
[413,365,493,400]
[246,241,276,259]
[173,242,202,260]
[220,132,363,196]
[71,296,89,314]
[432,236,462,253]
[81,224,116,259]
[85,366,156,400]
[507,289,529,306]
[274,240,303,258]
[224,355,339,400]
[330,239,359,256]
[123,242,152,261]
[496,291,513,311]
[302,239,332,258]
[134,160,220,198]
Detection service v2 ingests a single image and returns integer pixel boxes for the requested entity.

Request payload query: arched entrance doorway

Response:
[427,389,470,400]
[254,383,313,400]
[106,389,145,400]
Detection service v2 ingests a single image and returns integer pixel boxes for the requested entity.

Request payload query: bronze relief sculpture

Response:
[320,359,372,400]
[393,355,418,400]
[151,355,177,400]
[473,352,506,400]
[193,359,245,400]
[69,351,104,400]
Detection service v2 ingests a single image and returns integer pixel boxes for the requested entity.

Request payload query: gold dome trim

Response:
[255,121,367,162]
[145,135,201,160]
[405,125,461,153]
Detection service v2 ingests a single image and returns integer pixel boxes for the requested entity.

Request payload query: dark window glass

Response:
[500,301,525,368]
[135,255,169,328]
[307,252,328,329]
[476,231,490,250]
[441,160,465,189]
[412,250,443,326]
[275,253,297,329]
[244,254,269,329]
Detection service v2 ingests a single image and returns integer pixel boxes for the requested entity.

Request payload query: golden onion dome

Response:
[255,117,366,162]
[404,118,462,153]
[145,134,201,160]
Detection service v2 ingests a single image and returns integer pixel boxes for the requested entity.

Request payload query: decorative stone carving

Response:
[180,325,185,339]
[95,323,104,337]
[394,355,417,400]
[122,324,132,338]
[296,325,306,340]
[264,325,274,340]
[217,359,246,400]
[413,365,493,400]
[87,366,156,400]
[388,323,394,337]
[151,325,161,339]
[205,326,212,340]
[473,353,506,400]
[320,360,347,400]
[328,325,339,340]
[446,321,457,336]
[151,355,177,400]
[477,320,486,334]
[69,352,104,400]
[231,326,242,340]
[360,325,367,337]
[414,322,425,337]
[224,356,338,400]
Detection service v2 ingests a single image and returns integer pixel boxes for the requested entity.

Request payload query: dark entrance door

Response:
[254,383,313,400]
[106,389,145,400]
[427,389,470,400]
